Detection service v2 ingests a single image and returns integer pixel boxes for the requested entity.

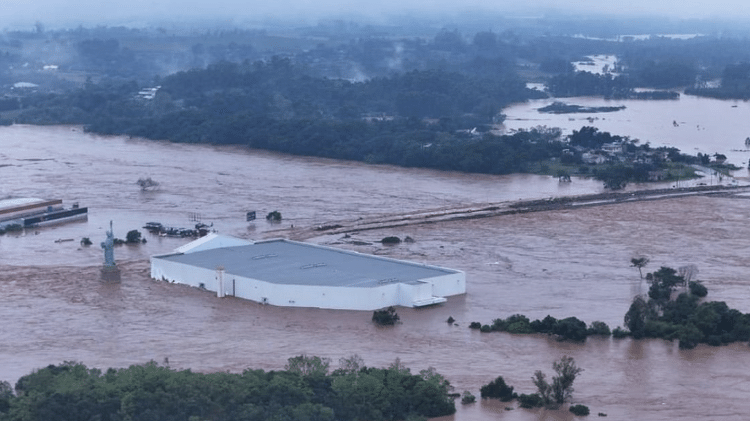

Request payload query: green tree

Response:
[532,370,553,406]
[461,390,476,404]
[587,321,611,336]
[125,229,142,243]
[551,356,583,405]
[675,323,704,349]
[661,293,699,325]
[533,361,584,408]
[479,376,514,401]
[518,393,544,408]
[569,404,590,416]
[552,317,588,342]
[624,296,656,339]
[0,381,13,413]
[372,307,400,325]
[266,211,282,221]
[689,281,708,297]
[336,355,364,375]
[646,266,685,303]
[630,256,649,279]
[285,355,330,377]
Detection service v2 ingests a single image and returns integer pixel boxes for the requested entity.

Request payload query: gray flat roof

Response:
[0,197,49,212]
[155,239,459,288]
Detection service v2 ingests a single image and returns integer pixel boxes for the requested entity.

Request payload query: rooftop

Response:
[155,238,459,288]
[0,197,47,212]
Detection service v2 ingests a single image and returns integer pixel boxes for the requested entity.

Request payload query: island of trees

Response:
[470,265,750,350]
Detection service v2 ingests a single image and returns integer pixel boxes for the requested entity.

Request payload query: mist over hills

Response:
[5,0,750,31]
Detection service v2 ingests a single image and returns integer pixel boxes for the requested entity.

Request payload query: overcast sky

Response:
[2,0,748,29]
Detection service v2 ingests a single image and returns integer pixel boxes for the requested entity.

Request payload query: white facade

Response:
[150,236,465,310]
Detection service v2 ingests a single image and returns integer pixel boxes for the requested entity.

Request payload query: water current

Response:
[503,92,750,170]
[1,124,750,420]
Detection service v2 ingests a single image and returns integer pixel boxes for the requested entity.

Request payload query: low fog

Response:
[5,0,750,29]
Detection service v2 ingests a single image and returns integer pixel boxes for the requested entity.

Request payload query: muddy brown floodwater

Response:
[2,125,750,420]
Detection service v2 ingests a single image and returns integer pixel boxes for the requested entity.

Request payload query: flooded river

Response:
[2,125,750,420]
[503,93,750,170]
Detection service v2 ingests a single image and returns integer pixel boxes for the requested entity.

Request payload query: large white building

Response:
[150,234,465,310]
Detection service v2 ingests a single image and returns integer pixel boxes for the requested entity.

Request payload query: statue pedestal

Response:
[101,265,121,283]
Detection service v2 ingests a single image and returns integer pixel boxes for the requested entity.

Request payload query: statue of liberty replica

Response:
[100,220,121,282]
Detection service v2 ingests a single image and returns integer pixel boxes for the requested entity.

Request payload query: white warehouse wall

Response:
[430,272,466,297]
[151,247,466,310]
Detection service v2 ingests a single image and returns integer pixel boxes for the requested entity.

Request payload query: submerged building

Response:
[0,197,87,229]
[150,234,465,310]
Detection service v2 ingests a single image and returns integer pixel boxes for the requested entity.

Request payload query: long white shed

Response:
[150,234,465,310]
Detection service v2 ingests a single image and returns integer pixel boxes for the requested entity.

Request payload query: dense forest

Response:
[11,60,565,175]
[3,58,707,185]
[2,18,750,181]
[0,356,455,421]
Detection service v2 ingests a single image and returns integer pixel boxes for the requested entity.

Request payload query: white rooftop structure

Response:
[173,232,253,254]
[12,82,39,89]
[0,198,61,222]
[151,235,465,310]
[0,197,48,212]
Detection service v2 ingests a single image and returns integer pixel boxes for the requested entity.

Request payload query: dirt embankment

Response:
[279,184,750,239]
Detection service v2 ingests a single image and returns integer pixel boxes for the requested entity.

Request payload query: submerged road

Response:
[276,184,750,239]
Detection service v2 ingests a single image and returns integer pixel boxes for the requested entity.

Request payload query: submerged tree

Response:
[678,264,699,291]
[624,295,657,338]
[461,391,476,404]
[551,356,583,404]
[125,229,142,243]
[646,266,685,303]
[480,376,515,401]
[372,306,400,325]
[630,256,650,279]
[136,177,159,191]
[533,356,583,407]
